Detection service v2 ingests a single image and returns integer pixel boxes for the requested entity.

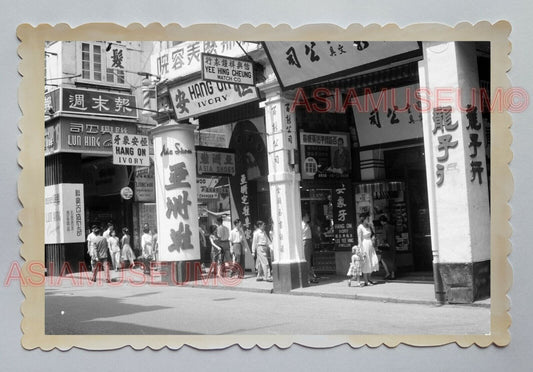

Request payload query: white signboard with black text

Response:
[45,183,85,244]
[112,133,150,166]
[202,53,255,86]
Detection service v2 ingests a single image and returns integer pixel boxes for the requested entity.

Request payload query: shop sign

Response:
[105,44,126,71]
[59,88,137,119]
[135,165,155,202]
[168,78,258,121]
[299,132,351,180]
[112,133,150,166]
[44,88,60,119]
[332,183,356,250]
[351,84,424,148]
[197,177,220,199]
[196,146,236,176]
[45,118,138,156]
[152,41,259,81]
[263,41,420,90]
[45,183,85,244]
[152,125,200,262]
[120,186,134,200]
[202,53,254,86]
[195,127,230,148]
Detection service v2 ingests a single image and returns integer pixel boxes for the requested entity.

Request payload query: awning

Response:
[356,181,405,194]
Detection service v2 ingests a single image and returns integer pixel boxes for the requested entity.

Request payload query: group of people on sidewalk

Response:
[86,222,158,282]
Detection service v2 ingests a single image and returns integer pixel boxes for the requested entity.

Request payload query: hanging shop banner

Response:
[352,84,424,148]
[44,118,138,156]
[45,183,85,244]
[197,177,221,200]
[152,124,200,262]
[135,164,155,202]
[196,146,236,176]
[299,132,351,180]
[201,53,255,86]
[332,182,356,250]
[44,88,60,119]
[168,79,258,121]
[105,44,126,71]
[152,41,260,81]
[56,87,137,119]
[263,41,420,90]
[112,133,150,166]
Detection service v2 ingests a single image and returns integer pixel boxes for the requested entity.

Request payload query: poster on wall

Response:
[299,132,351,180]
[44,183,85,244]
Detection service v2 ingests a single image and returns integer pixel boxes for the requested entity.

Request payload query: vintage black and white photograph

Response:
[15,23,511,349]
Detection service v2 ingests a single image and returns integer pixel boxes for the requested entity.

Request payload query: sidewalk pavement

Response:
[52,266,491,308]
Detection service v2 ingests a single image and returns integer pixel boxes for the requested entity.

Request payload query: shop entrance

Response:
[384,145,433,276]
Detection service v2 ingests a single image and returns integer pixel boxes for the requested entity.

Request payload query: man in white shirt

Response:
[302,213,318,284]
[229,218,246,278]
[86,225,99,271]
[216,217,231,268]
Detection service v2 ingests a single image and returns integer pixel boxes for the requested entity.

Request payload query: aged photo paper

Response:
[17,22,512,350]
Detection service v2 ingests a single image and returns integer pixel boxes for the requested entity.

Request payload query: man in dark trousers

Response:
[91,227,111,283]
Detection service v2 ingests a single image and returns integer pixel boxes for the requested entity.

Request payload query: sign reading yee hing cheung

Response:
[152,125,200,262]
[201,53,255,86]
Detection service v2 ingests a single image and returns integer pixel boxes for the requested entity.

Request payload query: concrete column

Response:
[150,122,201,284]
[418,42,490,303]
[259,80,308,292]
[359,149,385,181]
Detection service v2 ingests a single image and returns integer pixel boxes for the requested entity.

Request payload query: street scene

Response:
[44,40,492,336]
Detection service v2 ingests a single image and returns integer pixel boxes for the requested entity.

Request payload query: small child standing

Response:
[347,245,365,287]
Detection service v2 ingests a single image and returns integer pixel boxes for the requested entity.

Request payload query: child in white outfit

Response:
[347,245,365,287]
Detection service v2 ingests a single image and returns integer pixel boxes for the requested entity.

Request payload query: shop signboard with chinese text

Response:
[135,166,155,202]
[331,183,356,250]
[351,84,423,148]
[152,41,260,82]
[112,133,150,166]
[58,88,137,119]
[201,53,254,86]
[168,79,258,121]
[263,41,420,90]
[299,132,351,180]
[45,183,85,244]
[196,146,236,176]
[44,118,137,156]
[105,44,126,71]
[152,124,200,262]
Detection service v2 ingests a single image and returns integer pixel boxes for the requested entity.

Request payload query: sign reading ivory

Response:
[168,78,258,120]
[151,123,200,262]
[45,183,85,244]
[263,41,420,90]
[112,133,150,166]
[201,53,255,86]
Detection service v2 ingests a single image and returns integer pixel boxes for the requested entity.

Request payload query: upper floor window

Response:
[81,42,125,85]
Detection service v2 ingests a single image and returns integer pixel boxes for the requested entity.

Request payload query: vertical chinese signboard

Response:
[152,124,200,262]
[331,183,356,250]
[45,183,85,244]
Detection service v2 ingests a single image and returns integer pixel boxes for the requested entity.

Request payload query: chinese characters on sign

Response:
[263,41,420,89]
[154,41,260,81]
[332,183,356,249]
[112,134,150,166]
[61,88,137,119]
[168,79,258,121]
[202,53,254,86]
[196,147,236,176]
[432,106,459,186]
[466,105,485,185]
[153,127,200,262]
[44,184,85,244]
[299,132,351,180]
[106,44,125,69]
[239,174,253,242]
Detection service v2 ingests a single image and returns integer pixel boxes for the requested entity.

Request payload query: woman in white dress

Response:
[357,212,379,286]
[121,227,136,268]
[107,230,121,271]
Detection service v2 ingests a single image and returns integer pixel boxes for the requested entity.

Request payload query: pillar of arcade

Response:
[259,80,309,292]
[418,42,491,303]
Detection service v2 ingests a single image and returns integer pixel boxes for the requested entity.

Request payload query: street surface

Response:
[45,276,490,335]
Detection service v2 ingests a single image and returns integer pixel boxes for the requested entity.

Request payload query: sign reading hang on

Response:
[112,133,150,166]
[201,53,255,86]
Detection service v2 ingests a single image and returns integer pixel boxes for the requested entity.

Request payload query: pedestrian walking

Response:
[86,225,99,271]
[357,212,379,286]
[302,213,318,284]
[215,217,231,271]
[91,227,111,283]
[107,229,121,272]
[209,224,224,276]
[379,215,396,280]
[120,227,136,268]
[251,220,272,282]
[229,218,246,278]
[141,225,153,259]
